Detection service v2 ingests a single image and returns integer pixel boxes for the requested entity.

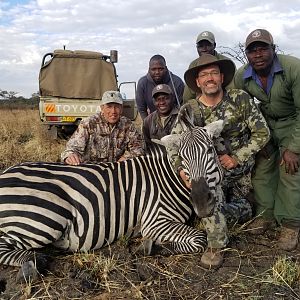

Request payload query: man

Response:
[183,31,235,103]
[168,54,270,268]
[143,84,179,146]
[61,90,144,165]
[234,29,300,251]
[136,54,184,120]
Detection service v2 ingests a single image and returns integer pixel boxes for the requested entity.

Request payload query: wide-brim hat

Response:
[184,54,235,93]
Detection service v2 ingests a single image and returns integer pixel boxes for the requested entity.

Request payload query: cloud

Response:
[0,0,300,97]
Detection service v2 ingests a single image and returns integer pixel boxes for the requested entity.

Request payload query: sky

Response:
[1,0,300,98]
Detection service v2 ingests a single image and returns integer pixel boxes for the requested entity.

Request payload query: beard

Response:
[202,82,222,96]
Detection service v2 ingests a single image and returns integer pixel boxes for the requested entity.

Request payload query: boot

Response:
[247,217,275,235]
[200,248,224,269]
[277,226,299,251]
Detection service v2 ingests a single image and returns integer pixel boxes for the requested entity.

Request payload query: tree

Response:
[0,90,19,100]
[219,43,285,65]
[218,42,248,65]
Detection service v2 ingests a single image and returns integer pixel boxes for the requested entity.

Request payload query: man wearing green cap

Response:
[234,29,300,251]
[143,84,179,146]
[183,31,235,103]
[167,54,270,268]
[61,90,144,164]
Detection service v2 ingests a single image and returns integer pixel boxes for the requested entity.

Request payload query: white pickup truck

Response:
[39,49,137,139]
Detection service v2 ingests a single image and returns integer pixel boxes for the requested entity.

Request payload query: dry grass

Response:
[0,109,66,169]
[271,256,300,287]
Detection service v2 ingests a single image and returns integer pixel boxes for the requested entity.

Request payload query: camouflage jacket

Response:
[61,113,145,163]
[142,107,179,145]
[168,89,270,172]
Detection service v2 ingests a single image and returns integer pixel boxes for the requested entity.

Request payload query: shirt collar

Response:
[243,55,283,80]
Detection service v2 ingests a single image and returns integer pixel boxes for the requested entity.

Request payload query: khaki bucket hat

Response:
[184,54,235,93]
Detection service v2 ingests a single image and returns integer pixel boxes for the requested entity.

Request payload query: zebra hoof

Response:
[16,261,39,283]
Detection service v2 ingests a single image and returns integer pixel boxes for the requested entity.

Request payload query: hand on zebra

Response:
[118,156,126,162]
[64,153,82,165]
[179,169,192,189]
[219,154,238,170]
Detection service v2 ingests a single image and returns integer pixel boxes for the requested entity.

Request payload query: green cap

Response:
[196,31,215,44]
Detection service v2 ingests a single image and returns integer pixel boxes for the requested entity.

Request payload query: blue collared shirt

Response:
[243,56,283,94]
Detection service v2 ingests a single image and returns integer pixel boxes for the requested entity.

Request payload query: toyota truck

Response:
[39,49,137,139]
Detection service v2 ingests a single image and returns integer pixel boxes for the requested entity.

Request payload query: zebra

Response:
[0,119,224,281]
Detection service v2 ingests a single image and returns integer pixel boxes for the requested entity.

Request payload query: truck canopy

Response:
[39,50,118,99]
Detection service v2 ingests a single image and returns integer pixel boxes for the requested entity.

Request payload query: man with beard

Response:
[167,54,270,268]
[142,84,178,146]
[183,31,235,103]
[136,54,184,120]
[234,29,300,251]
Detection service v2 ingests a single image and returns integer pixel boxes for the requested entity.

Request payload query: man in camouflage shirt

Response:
[167,54,270,268]
[61,91,144,165]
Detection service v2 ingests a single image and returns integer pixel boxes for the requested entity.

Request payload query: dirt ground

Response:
[0,223,299,300]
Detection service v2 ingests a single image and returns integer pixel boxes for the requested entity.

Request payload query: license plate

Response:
[62,116,76,122]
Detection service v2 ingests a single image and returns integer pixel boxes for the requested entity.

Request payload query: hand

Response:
[64,153,82,165]
[179,169,191,189]
[280,149,299,175]
[219,154,238,170]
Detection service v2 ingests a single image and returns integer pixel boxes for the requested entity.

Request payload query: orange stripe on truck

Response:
[45,104,56,113]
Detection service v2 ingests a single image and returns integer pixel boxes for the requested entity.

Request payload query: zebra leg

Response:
[142,221,207,255]
[0,235,51,282]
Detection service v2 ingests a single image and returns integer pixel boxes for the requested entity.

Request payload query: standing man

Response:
[234,29,300,250]
[168,54,270,268]
[136,54,184,120]
[61,90,144,164]
[143,84,179,146]
[183,31,236,103]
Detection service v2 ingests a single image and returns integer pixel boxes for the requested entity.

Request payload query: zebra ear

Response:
[152,134,181,149]
[177,104,194,130]
[204,120,225,138]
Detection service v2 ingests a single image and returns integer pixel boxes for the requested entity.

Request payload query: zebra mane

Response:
[178,104,195,131]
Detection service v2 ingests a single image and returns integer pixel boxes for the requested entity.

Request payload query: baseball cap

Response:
[152,84,173,98]
[245,29,274,49]
[196,31,215,44]
[100,90,123,105]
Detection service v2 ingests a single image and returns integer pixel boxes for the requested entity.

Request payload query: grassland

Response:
[0,109,300,299]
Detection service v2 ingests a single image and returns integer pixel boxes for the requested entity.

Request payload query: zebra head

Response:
[161,120,224,218]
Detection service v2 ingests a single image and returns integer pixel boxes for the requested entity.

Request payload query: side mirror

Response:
[110,50,118,63]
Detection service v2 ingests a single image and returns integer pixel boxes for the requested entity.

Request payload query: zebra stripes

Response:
[0,120,224,278]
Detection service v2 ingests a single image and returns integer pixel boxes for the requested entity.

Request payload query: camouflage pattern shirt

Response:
[61,113,145,163]
[169,89,270,171]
